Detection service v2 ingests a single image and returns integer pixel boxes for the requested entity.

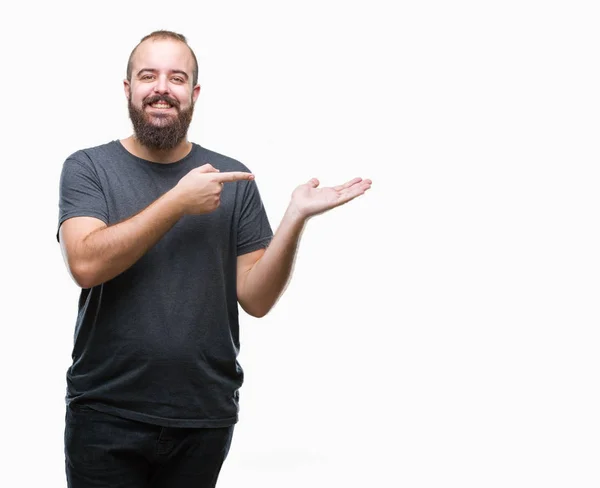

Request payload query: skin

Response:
[59,37,372,317]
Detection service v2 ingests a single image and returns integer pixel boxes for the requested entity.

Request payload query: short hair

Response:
[126,30,199,86]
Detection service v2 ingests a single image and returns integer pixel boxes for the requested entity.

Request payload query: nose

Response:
[153,74,170,94]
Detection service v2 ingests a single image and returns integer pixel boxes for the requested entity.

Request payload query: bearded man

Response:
[57,30,371,488]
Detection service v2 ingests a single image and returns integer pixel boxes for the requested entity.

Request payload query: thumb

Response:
[306,177,319,188]
[197,163,220,173]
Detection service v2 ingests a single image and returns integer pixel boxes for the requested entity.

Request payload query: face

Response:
[124,38,200,150]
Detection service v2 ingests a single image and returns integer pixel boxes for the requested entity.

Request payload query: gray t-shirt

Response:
[57,140,273,428]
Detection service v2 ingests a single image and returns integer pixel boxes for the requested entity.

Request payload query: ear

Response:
[123,79,131,100]
[192,83,201,103]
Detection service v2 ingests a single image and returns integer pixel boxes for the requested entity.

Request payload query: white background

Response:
[1,0,599,487]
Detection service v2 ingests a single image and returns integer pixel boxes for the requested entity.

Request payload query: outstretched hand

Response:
[291,177,372,219]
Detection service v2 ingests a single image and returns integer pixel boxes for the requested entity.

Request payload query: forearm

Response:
[74,189,184,288]
[240,205,307,317]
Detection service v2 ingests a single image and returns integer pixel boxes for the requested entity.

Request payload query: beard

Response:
[128,94,194,151]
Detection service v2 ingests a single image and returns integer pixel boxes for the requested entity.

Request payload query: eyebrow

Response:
[136,69,189,80]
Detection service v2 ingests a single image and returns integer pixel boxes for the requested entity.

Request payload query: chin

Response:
[146,114,176,126]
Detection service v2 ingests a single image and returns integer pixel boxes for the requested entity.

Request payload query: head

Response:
[124,31,201,150]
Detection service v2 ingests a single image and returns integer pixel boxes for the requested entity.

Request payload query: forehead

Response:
[131,38,194,74]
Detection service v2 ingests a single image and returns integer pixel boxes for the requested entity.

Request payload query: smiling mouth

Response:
[148,102,173,109]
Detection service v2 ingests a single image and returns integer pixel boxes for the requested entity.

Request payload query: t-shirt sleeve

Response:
[236,179,273,256]
[57,156,109,242]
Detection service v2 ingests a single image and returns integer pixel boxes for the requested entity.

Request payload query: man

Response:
[57,30,371,488]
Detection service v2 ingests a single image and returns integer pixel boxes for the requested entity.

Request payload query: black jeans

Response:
[64,403,234,488]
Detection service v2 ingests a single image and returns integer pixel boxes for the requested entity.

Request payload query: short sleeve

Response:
[57,157,109,242]
[236,180,273,256]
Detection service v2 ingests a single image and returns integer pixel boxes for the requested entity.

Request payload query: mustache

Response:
[143,95,180,109]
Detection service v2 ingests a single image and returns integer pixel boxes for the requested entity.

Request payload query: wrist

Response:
[285,201,309,225]
[163,187,187,218]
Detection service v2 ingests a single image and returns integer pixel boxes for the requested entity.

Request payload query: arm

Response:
[60,164,254,289]
[59,190,184,288]
[237,176,372,318]
[237,205,305,317]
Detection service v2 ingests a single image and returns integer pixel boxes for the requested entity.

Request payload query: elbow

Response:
[74,277,98,290]
[248,308,270,319]
[240,300,272,319]
[69,260,101,289]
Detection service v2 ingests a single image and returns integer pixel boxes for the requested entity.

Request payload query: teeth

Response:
[151,103,171,108]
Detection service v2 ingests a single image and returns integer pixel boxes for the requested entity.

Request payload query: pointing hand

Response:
[175,163,255,215]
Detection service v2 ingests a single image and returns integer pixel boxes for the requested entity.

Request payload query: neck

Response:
[120,135,192,164]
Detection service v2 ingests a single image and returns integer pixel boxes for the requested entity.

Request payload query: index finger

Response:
[213,172,255,183]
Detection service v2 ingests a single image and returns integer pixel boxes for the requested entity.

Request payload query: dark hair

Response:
[126,30,199,86]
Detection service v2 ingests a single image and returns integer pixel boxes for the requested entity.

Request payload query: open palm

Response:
[291,177,372,218]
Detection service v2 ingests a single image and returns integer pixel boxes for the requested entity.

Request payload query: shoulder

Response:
[64,140,122,167]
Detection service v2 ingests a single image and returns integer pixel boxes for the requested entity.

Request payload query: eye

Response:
[172,77,185,83]
[140,74,155,81]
